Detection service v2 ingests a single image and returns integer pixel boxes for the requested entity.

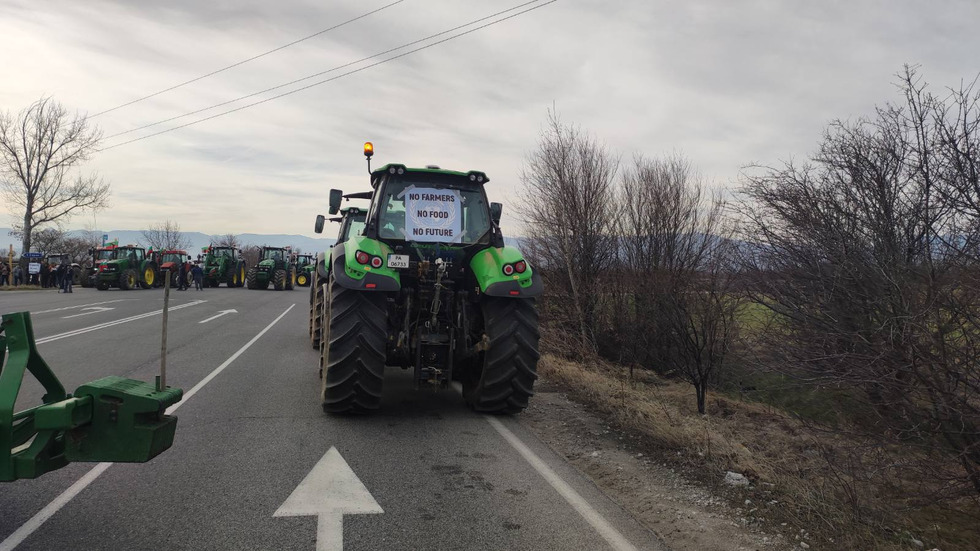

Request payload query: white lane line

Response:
[62,307,115,319]
[32,300,128,315]
[0,303,296,551]
[35,301,206,345]
[486,416,639,551]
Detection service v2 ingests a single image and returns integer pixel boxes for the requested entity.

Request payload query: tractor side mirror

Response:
[490,202,503,225]
[314,214,325,234]
[328,189,343,215]
[87,248,94,255]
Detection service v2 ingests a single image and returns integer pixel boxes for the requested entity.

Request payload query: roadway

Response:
[0,286,665,550]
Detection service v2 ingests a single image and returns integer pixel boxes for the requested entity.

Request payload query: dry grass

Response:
[538,353,980,550]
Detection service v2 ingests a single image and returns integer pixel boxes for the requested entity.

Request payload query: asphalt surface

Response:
[0,286,665,550]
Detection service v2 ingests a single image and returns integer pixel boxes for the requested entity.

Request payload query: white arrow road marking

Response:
[274,447,383,551]
[198,309,238,324]
[35,301,206,345]
[32,300,128,315]
[0,304,296,551]
[61,306,115,319]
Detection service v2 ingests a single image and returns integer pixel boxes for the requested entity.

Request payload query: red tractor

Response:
[157,250,193,287]
[81,245,117,288]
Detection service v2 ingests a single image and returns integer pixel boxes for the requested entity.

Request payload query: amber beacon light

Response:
[363,142,374,158]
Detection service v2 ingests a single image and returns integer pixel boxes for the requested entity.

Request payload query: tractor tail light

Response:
[502,264,514,276]
[509,290,520,296]
[515,261,527,273]
[355,250,370,264]
[370,256,383,268]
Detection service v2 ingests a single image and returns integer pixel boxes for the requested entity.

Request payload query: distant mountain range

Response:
[1,228,337,255]
[2,228,521,256]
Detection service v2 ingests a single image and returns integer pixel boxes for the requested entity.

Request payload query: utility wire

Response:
[103,0,543,141]
[98,0,556,152]
[89,0,407,118]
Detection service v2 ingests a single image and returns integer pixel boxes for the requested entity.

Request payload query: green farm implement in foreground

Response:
[1,312,181,481]
[310,143,542,415]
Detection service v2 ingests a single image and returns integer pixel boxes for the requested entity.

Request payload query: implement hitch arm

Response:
[1,312,182,482]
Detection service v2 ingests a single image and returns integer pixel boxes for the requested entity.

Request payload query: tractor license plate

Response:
[387,254,410,269]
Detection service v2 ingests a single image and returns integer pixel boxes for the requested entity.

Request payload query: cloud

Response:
[2,0,980,239]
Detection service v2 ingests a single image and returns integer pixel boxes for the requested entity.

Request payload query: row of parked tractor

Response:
[80,244,316,291]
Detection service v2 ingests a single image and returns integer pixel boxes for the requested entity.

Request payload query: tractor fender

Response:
[315,251,331,280]
[331,244,399,292]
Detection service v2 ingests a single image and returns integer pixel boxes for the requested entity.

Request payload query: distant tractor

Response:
[82,246,117,287]
[309,206,367,352]
[310,143,542,415]
[158,250,193,287]
[202,246,246,288]
[294,254,315,287]
[245,247,295,291]
[95,245,159,290]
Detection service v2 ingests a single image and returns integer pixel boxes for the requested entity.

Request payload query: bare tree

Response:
[142,220,190,252]
[30,227,66,256]
[615,154,738,413]
[0,97,109,256]
[213,233,240,249]
[517,110,619,349]
[737,66,980,495]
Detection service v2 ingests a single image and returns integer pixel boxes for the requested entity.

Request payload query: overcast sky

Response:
[2,0,980,239]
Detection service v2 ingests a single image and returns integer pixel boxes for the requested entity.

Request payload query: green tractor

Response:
[310,143,542,415]
[309,206,368,353]
[294,254,315,287]
[95,245,159,290]
[202,246,246,288]
[245,247,296,290]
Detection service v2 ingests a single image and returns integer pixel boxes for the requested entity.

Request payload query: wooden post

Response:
[160,269,170,390]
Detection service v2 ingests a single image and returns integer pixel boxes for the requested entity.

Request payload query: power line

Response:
[103,0,544,141]
[89,0,407,119]
[98,0,557,152]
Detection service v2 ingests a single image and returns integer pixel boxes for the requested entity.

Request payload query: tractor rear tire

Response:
[463,298,540,414]
[311,271,324,350]
[285,268,295,291]
[120,269,137,291]
[236,262,246,287]
[273,269,286,291]
[321,281,387,414]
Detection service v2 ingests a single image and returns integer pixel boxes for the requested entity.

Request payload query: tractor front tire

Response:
[272,269,286,291]
[321,282,387,414]
[96,280,109,291]
[245,268,258,289]
[120,269,138,291]
[463,298,540,414]
[140,263,157,289]
[285,268,295,291]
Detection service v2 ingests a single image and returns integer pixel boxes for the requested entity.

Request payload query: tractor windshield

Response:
[212,248,234,258]
[377,179,490,245]
[296,255,312,267]
[348,216,366,239]
[97,250,114,260]
[263,249,284,260]
[162,254,183,264]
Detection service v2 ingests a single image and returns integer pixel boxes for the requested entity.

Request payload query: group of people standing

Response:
[175,260,205,291]
[0,262,72,291]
